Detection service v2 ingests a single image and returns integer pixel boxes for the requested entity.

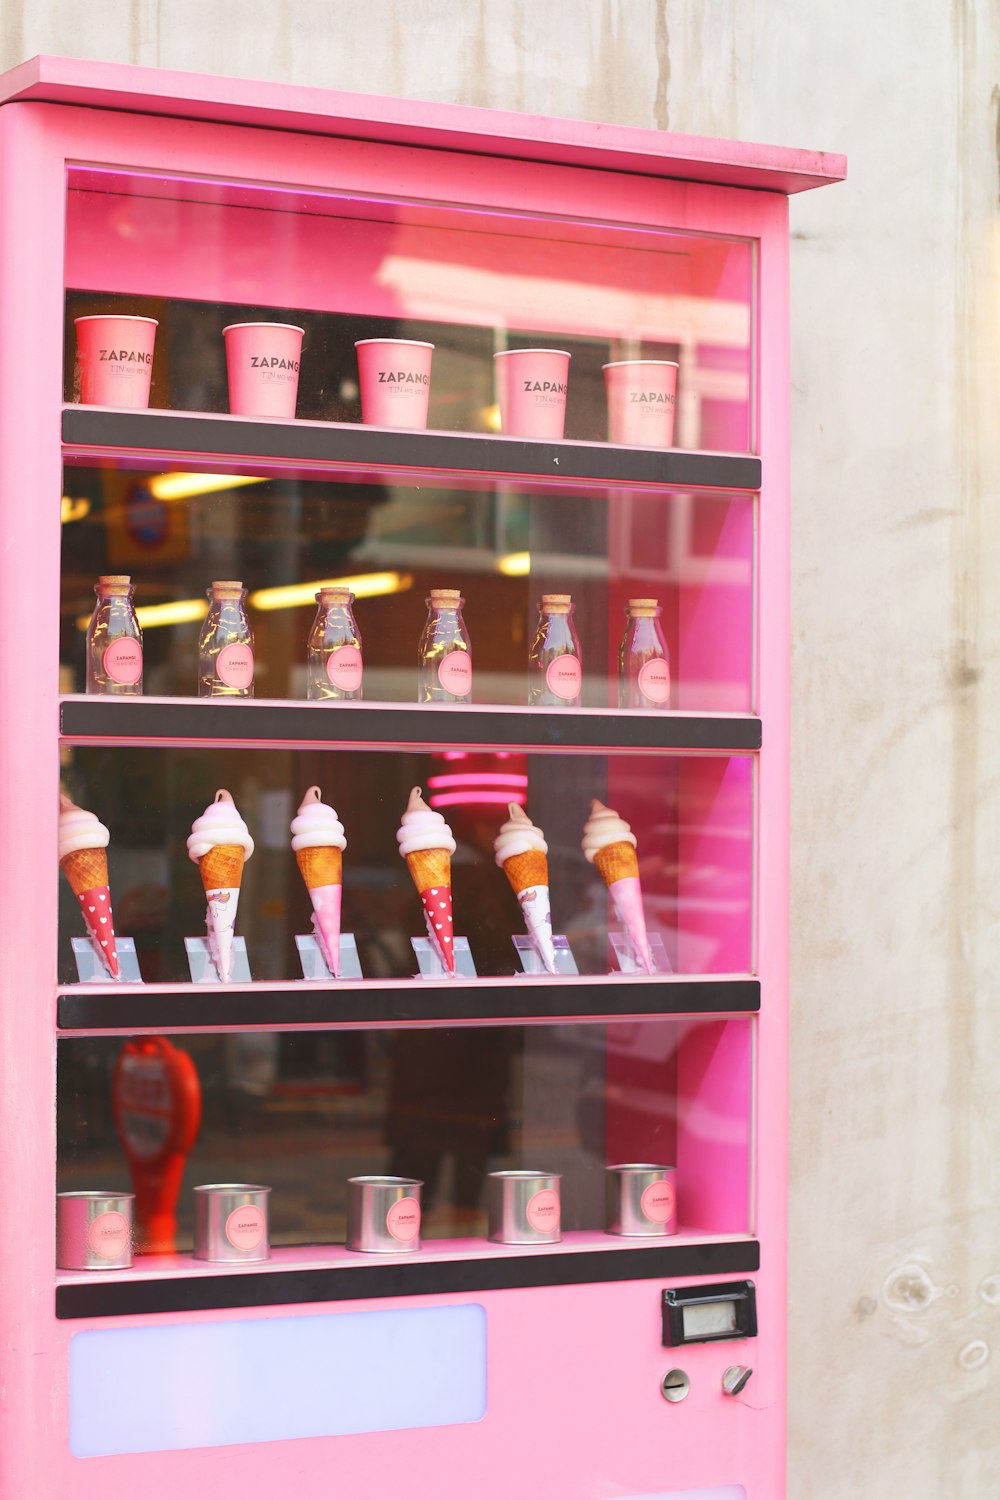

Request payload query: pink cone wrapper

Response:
[517,883,558,974]
[308,883,343,977]
[420,884,455,973]
[76,885,120,980]
[608,875,654,974]
[206,886,240,983]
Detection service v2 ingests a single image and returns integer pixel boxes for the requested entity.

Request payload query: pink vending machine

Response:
[0,58,844,1500]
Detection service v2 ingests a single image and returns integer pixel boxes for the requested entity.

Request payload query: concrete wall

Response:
[5,2,998,1493]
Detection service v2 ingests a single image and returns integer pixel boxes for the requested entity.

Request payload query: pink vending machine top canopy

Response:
[0,53,846,195]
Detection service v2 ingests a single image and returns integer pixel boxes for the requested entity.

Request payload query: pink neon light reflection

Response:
[429,792,527,809]
[427,774,528,789]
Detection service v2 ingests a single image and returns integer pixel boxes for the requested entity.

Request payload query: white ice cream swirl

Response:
[494,803,547,867]
[187,789,255,863]
[291,786,347,852]
[58,796,110,860]
[581,799,636,863]
[396,786,456,858]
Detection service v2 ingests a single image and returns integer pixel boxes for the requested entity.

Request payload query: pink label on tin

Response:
[103,638,143,686]
[638,657,670,704]
[87,1210,130,1260]
[438,651,472,696]
[545,655,581,701]
[226,1205,266,1252]
[641,1179,676,1224]
[216,643,254,689]
[526,1189,560,1234]
[326,644,363,691]
[386,1197,421,1242]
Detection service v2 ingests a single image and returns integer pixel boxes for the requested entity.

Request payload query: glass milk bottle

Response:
[528,594,582,707]
[86,574,143,696]
[417,588,472,703]
[198,580,254,698]
[618,597,671,709]
[307,587,363,701]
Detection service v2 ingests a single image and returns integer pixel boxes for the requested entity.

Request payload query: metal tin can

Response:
[346,1176,423,1253]
[193,1184,271,1263]
[605,1163,677,1236]
[56,1191,134,1270]
[488,1170,562,1244]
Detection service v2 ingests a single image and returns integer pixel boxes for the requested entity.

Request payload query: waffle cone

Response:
[199,844,245,893]
[503,848,548,895]
[60,846,109,897]
[594,840,639,886]
[296,845,342,890]
[406,847,451,894]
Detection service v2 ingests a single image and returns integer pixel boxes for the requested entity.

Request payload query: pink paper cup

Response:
[74,316,157,408]
[494,348,571,439]
[603,360,679,447]
[223,322,304,418]
[355,339,434,429]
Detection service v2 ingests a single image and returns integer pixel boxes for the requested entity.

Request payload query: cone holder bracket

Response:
[610,931,673,976]
[295,933,364,981]
[512,934,579,976]
[185,935,252,984]
[71,936,142,984]
[412,936,477,979]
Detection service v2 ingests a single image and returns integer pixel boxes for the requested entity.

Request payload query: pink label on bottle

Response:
[545,654,582,701]
[216,643,254,689]
[640,1178,676,1224]
[103,638,143,686]
[226,1205,266,1252]
[437,651,472,696]
[386,1197,421,1242]
[638,657,670,704]
[326,644,363,691]
[526,1188,560,1234]
[87,1210,130,1260]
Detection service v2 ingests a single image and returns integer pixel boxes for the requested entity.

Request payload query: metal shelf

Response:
[62,406,762,493]
[59,696,762,752]
[55,1232,761,1320]
[56,976,760,1032]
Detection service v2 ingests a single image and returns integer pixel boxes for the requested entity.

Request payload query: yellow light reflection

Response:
[497,552,530,577]
[134,599,209,629]
[148,473,267,502]
[61,496,92,523]
[249,572,413,611]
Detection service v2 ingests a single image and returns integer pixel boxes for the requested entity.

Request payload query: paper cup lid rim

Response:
[74,315,159,325]
[602,360,680,369]
[223,322,305,334]
[494,348,572,358]
[57,1189,135,1199]
[354,338,435,348]
[193,1182,271,1193]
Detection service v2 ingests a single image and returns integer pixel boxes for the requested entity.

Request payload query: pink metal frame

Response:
[0,58,841,1500]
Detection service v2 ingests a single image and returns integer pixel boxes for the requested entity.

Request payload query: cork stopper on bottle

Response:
[97,574,132,595]
[541,593,572,613]
[210,580,245,600]
[627,597,659,617]
[316,586,354,606]
[429,588,462,607]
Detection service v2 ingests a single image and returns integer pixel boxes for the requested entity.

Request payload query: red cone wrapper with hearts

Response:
[396,787,458,974]
[58,794,121,980]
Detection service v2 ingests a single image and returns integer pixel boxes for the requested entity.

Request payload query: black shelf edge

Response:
[56,1239,761,1320]
[62,407,762,493]
[59,698,762,752]
[57,978,760,1031]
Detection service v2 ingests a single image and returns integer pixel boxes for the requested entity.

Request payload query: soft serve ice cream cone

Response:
[494,803,557,974]
[187,789,254,983]
[582,798,654,974]
[396,786,457,973]
[59,793,120,979]
[291,786,347,977]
